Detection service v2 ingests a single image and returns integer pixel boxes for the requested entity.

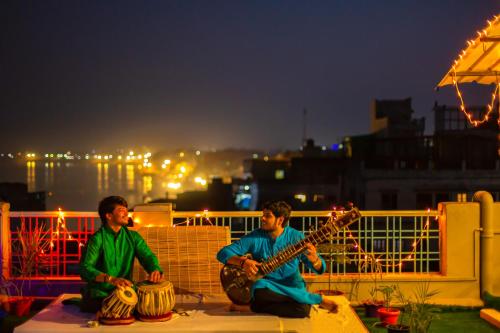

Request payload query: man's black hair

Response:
[262,201,292,226]
[98,196,128,224]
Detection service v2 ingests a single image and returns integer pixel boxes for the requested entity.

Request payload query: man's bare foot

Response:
[320,298,338,313]
[228,303,252,312]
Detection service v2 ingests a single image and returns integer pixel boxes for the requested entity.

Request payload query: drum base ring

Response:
[99,316,136,325]
[138,311,173,322]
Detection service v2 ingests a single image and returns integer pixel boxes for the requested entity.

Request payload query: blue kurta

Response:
[217,226,325,305]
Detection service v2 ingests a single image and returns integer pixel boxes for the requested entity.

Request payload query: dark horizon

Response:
[1,1,499,152]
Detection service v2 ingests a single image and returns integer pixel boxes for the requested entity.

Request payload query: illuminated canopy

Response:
[438,14,500,87]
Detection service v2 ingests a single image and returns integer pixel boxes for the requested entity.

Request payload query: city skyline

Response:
[2,1,498,151]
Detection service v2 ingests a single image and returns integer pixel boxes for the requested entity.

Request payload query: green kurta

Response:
[79,225,162,299]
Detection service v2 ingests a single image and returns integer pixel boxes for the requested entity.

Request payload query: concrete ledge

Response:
[480,308,500,328]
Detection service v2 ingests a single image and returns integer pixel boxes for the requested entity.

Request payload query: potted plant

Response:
[0,274,19,313]
[376,285,400,326]
[359,253,384,317]
[363,286,384,317]
[387,285,410,333]
[386,283,440,333]
[8,221,50,316]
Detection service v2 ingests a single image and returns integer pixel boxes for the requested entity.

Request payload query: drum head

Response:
[137,279,172,291]
[115,286,138,305]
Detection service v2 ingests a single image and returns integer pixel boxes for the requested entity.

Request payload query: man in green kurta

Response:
[79,196,163,312]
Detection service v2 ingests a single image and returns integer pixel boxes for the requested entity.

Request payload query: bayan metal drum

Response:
[98,286,138,325]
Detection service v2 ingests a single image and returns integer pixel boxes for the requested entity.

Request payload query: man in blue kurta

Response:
[217,201,337,318]
[79,196,163,313]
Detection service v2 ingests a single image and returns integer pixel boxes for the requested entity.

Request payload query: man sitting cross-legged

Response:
[217,200,337,318]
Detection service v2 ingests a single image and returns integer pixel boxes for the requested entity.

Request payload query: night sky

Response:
[1,1,498,152]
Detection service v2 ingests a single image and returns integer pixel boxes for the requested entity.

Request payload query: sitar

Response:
[219,208,362,305]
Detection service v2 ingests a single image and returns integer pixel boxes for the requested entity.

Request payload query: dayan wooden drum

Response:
[136,280,176,322]
[98,286,138,325]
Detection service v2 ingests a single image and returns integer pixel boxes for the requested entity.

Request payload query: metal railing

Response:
[7,210,440,278]
[173,210,441,275]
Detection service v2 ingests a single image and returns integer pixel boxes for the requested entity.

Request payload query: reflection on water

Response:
[117,164,122,191]
[97,162,102,193]
[26,161,36,192]
[97,163,110,193]
[143,175,152,195]
[103,163,109,192]
[44,162,55,187]
[1,160,164,211]
[126,164,135,191]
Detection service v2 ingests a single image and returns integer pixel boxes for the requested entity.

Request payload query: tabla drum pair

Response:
[98,280,175,325]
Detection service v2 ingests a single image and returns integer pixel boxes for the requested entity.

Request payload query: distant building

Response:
[151,178,235,211]
[0,182,46,210]
[240,139,346,210]
[243,98,500,210]
[371,98,425,137]
[346,99,500,209]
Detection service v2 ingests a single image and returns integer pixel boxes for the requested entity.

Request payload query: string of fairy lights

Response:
[342,210,438,270]
[46,208,215,251]
[42,208,435,273]
[313,208,438,272]
[45,209,86,253]
[449,14,500,127]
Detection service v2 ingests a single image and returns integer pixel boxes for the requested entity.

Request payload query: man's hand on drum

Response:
[148,270,164,283]
[110,277,132,289]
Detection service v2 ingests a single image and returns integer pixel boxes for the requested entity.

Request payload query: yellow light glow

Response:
[118,156,122,160]
[167,182,181,189]
[196,150,201,156]
[180,166,186,173]
[195,176,207,186]
[164,159,171,164]
[179,152,184,157]
[129,151,134,156]
[294,194,307,203]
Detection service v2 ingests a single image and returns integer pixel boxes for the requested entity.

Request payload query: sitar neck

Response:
[259,224,332,275]
[258,208,361,276]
